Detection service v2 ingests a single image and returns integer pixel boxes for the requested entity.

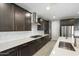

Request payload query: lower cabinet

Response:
[19,40,38,56]
[19,43,31,56]
[0,47,18,56]
[0,35,50,56]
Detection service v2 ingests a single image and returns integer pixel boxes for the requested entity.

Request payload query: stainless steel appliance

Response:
[61,26,74,38]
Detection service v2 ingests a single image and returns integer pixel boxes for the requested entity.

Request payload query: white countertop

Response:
[50,37,79,56]
[0,34,49,52]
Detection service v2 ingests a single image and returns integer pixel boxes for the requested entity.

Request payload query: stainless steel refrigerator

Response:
[61,26,74,38]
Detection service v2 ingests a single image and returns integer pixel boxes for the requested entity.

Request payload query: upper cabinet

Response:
[0,3,31,31]
[74,18,79,31]
[60,18,75,26]
[37,18,49,34]
[25,12,31,31]
[44,20,49,34]
[0,4,14,31]
[14,5,26,31]
[37,18,44,30]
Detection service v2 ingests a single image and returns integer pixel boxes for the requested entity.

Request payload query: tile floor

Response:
[33,40,57,56]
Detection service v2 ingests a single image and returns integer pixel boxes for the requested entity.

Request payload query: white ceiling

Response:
[16,3,79,20]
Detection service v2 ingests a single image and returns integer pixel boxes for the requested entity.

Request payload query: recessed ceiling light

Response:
[46,6,50,10]
[53,16,56,19]
[25,13,30,17]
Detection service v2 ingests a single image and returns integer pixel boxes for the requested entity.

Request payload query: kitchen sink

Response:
[58,41,75,51]
[30,35,42,38]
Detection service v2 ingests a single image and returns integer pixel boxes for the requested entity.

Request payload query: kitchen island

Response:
[50,37,79,56]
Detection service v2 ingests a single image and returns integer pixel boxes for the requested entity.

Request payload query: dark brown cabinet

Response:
[0,47,18,56]
[0,3,31,31]
[19,36,50,56]
[25,13,31,31]
[20,35,50,56]
[44,20,49,34]
[0,4,14,31]
[19,42,30,56]
[37,18,44,30]
[14,5,26,31]
[37,18,49,34]
[74,18,79,31]
[60,18,75,26]
[0,35,50,56]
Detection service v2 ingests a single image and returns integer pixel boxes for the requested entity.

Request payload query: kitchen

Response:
[0,3,79,56]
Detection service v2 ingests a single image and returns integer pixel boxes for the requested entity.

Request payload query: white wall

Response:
[0,23,44,40]
[51,20,60,40]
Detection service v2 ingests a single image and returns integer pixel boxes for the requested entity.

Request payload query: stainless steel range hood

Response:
[32,12,41,25]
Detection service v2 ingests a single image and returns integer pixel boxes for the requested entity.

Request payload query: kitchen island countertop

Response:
[50,37,79,56]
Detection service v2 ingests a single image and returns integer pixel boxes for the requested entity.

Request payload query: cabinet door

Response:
[7,48,18,56]
[20,40,38,56]
[0,47,18,56]
[44,20,49,34]
[37,18,44,30]
[40,35,50,47]
[0,3,14,31]
[14,5,25,31]
[25,12,31,31]
[19,44,30,56]
[74,18,79,30]
[60,19,75,26]
[20,41,36,56]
